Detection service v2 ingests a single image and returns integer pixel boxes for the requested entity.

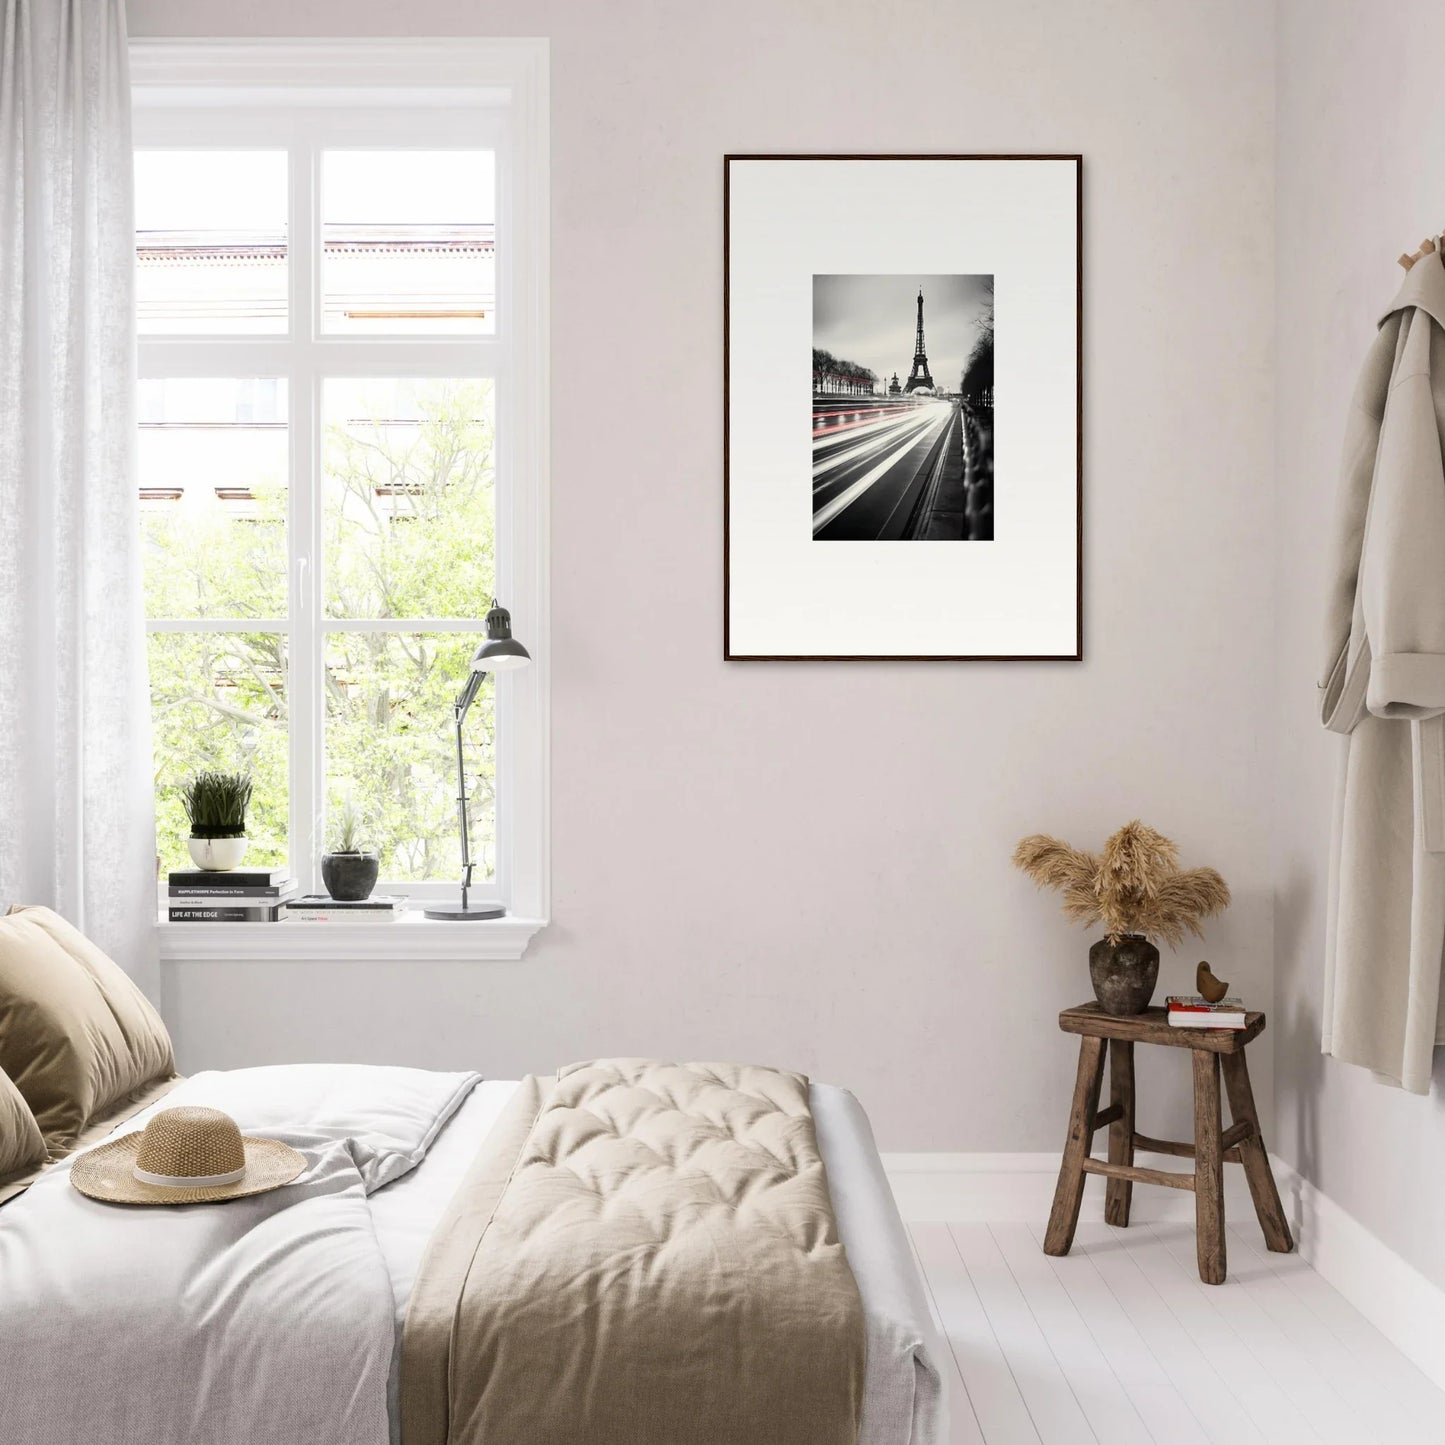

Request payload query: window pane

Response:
[323,378,495,619]
[325,632,493,882]
[149,632,289,873]
[321,151,495,334]
[135,151,287,334]
[139,379,288,619]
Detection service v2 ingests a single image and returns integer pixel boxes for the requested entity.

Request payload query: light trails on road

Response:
[812,407,941,479]
[811,405,898,441]
[812,400,955,539]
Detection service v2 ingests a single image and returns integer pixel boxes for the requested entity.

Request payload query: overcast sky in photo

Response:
[813,274,992,390]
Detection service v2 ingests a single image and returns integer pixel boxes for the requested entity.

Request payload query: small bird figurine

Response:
[1196,961,1229,1003]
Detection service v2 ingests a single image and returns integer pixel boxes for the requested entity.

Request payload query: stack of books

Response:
[167,867,296,922]
[1166,994,1248,1030]
[283,894,405,924]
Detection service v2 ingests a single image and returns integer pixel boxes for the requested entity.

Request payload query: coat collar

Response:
[1381,245,1445,332]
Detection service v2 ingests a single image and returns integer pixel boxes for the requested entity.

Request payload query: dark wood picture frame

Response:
[723,153,1083,662]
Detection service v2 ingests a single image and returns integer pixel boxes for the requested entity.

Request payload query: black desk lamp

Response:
[424,601,530,920]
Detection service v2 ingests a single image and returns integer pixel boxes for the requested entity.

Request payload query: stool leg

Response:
[1044,1035,1105,1257]
[1192,1050,1227,1285]
[1104,1039,1135,1227]
[1221,1051,1294,1254]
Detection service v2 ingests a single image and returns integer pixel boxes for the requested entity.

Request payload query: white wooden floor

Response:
[909,1219,1445,1444]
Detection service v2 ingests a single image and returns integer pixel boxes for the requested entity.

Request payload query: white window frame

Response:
[133,40,549,961]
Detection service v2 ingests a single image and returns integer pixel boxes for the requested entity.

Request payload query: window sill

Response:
[155,911,547,962]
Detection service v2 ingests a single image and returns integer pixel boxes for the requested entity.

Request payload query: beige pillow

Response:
[0,906,175,1151]
[0,1064,46,1184]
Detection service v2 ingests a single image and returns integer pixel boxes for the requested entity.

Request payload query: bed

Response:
[0,903,943,1445]
[0,1063,945,1445]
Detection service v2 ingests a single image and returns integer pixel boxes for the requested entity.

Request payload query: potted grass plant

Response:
[320,798,380,902]
[1012,820,1231,1015]
[182,771,253,872]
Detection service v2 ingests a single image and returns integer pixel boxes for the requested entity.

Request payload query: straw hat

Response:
[70,1106,306,1205]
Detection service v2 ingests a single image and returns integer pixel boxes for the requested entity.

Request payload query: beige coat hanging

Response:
[1320,249,1445,1093]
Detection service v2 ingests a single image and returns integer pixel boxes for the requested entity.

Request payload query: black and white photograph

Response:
[725,154,1080,660]
[812,274,994,541]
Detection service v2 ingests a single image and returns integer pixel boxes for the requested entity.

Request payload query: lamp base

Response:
[423,902,506,921]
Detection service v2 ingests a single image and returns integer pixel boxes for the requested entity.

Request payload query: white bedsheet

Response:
[0,1065,479,1445]
[369,1080,946,1445]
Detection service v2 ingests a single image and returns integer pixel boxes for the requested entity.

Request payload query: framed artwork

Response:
[724,154,1081,661]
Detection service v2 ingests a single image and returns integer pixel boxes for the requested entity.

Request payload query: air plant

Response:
[1012,820,1230,947]
[181,771,253,839]
[328,795,371,856]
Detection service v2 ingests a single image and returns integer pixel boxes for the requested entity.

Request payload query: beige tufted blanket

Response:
[400,1059,866,1445]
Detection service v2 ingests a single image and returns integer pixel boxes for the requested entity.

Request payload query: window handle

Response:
[297,555,308,612]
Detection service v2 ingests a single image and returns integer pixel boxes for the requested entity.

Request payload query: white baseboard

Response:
[1270,1156,1445,1395]
[882,1151,1445,1396]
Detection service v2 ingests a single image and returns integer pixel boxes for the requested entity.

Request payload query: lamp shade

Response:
[471,601,531,673]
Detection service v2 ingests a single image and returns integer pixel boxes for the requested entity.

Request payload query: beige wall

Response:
[1274,0,1445,1290]
[130,0,1277,1152]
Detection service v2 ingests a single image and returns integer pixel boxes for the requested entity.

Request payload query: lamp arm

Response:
[452,669,488,912]
[455,668,485,720]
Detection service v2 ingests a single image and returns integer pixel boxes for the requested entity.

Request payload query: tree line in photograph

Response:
[812,348,879,396]
[959,277,994,407]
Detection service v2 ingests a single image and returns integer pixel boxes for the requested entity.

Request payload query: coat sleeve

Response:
[1361,317,1445,720]
[1319,329,1392,733]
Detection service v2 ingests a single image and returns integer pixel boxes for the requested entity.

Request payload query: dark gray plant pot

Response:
[1088,935,1160,1016]
[320,851,379,902]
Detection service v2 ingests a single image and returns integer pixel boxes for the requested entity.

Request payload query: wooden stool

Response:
[1043,1002,1292,1284]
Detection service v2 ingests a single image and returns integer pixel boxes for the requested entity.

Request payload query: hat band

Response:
[133,1163,246,1189]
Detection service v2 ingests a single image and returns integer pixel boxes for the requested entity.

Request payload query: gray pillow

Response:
[0,1064,46,1184]
[0,906,175,1152]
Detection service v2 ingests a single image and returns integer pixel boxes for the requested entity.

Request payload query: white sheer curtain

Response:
[0,0,157,994]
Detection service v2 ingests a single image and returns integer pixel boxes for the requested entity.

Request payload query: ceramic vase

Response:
[187,836,249,872]
[1088,934,1160,1015]
[320,851,380,902]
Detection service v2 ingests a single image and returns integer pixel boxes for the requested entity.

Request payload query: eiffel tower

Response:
[904,286,934,393]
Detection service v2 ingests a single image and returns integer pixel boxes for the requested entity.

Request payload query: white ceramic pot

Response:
[187,836,249,871]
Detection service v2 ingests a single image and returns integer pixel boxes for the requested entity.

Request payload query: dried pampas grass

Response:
[1012,820,1230,947]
